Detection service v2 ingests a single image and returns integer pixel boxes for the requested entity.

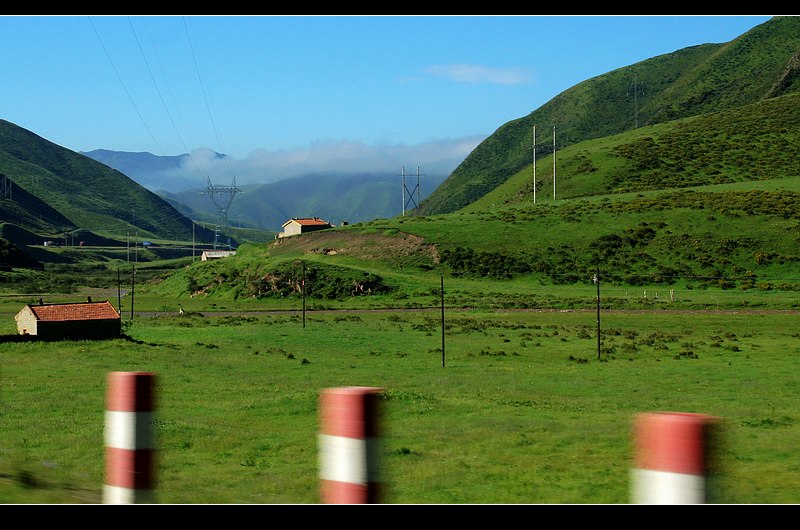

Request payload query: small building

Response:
[279,217,333,238]
[201,250,237,261]
[15,300,121,340]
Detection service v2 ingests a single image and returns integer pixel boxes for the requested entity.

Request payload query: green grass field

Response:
[1,306,798,504]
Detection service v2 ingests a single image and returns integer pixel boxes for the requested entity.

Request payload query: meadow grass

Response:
[1,307,798,504]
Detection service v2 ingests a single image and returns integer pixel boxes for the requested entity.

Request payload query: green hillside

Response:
[134,17,800,309]
[160,89,800,308]
[0,119,217,248]
[469,92,800,206]
[3,17,800,301]
[418,16,800,216]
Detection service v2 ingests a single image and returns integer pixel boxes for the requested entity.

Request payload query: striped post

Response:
[631,411,719,504]
[318,386,383,504]
[103,371,157,504]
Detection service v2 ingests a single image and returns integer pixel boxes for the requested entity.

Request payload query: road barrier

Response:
[631,411,719,504]
[103,371,157,504]
[318,386,383,503]
[97,373,727,504]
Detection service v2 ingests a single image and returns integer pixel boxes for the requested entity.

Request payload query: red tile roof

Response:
[27,301,120,321]
[283,217,331,227]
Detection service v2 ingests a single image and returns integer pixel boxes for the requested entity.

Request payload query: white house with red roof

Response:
[279,217,333,238]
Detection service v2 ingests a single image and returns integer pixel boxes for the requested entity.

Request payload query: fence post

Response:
[103,371,157,504]
[631,411,719,504]
[318,386,383,503]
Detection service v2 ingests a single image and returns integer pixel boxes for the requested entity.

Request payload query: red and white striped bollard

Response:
[103,371,157,504]
[631,411,719,504]
[318,386,383,503]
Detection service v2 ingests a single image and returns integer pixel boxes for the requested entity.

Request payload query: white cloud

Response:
[423,64,534,85]
[151,136,485,192]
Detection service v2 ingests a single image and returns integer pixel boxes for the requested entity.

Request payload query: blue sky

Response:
[0,15,774,190]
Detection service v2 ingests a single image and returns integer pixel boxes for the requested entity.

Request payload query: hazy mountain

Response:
[81,149,192,189]
[161,170,446,232]
[82,149,448,231]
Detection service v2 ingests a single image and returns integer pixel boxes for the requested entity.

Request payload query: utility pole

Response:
[553,126,557,201]
[130,265,135,321]
[593,269,601,360]
[132,207,138,264]
[441,275,445,368]
[532,125,536,204]
[630,72,645,129]
[634,73,639,129]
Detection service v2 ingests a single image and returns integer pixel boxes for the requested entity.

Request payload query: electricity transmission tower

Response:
[401,166,423,217]
[0,174,12,201]
[201,176,241,249]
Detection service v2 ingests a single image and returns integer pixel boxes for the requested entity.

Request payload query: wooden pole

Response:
[595,268,601,360]
[441,275,445,368]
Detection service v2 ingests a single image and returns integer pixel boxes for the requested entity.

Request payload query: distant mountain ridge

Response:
[81,149,192,186]
[163,170,448,232]
[83,149,448,231]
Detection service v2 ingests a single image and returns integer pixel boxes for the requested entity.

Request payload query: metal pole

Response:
[401,166,406,217]
[302,262,306,329]
[416,166,421,209]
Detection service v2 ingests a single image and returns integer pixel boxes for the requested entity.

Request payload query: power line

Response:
[183,16,234,180]
[88,16,164,160]
[90,16,237,246]
[127,16,204,186]
[181,16,242,244]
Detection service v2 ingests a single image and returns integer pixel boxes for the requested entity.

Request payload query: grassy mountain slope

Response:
[649,16,800,122]
[0,120,217,247]
[161,90,800,307]
[469,92,800,207]
[418,16,800,216]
